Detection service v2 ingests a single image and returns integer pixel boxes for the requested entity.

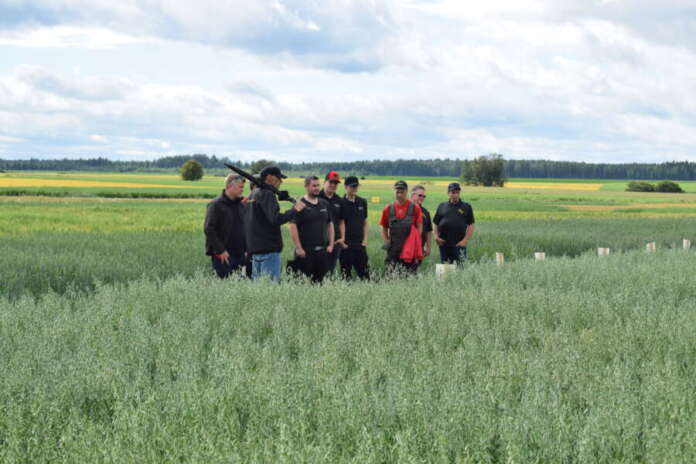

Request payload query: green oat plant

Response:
[2,217,696,300]
[1,249,696,462]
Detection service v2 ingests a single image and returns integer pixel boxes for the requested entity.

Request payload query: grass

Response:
[2,250,696,462]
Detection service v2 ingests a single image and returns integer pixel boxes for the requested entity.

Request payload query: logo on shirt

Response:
[357,206,364,211]
[320,208,328,213]
[458,208,464,214]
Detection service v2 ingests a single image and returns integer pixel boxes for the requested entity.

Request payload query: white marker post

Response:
[597,248,610,257]
[534,252,546,261]
[646,242,656,252]
[495,252,505,266]
[683,239,691,250]
[435,264,457,281]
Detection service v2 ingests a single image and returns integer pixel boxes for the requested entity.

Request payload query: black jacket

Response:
[204,192,246,256]
[245,187,297,254]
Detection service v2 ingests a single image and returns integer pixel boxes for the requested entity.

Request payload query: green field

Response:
[2,171,696,461]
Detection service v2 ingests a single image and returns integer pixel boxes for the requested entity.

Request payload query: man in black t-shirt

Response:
[339,176,369,280]
[319,171,345,274]
[433,182,475,265]
[289,176,335,283]
[410,184,433,267]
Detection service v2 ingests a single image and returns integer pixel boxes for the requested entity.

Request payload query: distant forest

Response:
[2,154,696,180]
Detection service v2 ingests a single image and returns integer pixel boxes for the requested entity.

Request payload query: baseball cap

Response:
[394,180,408,190]
[325,171,341,183]
[259,166,287,179]
[344,176,359,187]
[447,182,461,192]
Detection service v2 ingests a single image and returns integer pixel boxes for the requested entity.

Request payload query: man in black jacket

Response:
[245,166,305,281]
[204,173,250,278]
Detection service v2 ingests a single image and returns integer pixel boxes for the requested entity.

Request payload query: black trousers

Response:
[326,246,342,274]
[340,246,370,280]
[211,254,252,279]
[296,249,330,283]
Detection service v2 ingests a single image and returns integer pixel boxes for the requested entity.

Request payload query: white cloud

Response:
[0,0,696,162]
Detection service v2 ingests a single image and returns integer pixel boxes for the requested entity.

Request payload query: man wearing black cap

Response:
[288,176,335,283]
[339,175,370,279]
[433,182,475,265]
[379,180,423,272]
[245,165,305,281]
[319,170,345,273]
[204,173,251,278]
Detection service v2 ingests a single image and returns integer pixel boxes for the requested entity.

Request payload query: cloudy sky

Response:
[1,0,695,163]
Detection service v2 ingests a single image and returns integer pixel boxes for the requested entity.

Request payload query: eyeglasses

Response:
[417,194,426,198]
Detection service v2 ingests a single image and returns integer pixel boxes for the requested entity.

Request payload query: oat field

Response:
[2,171,696,462]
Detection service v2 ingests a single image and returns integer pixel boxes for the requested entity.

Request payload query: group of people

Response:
[204,166,475,283]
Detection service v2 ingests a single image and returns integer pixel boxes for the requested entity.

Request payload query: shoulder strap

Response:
[406,202,414,217]
[389,203,397,219]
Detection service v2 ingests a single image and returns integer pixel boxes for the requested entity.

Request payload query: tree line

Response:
[2,155,696,180]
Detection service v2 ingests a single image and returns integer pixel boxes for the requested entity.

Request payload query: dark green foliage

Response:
[5,156,696,179]
[461,154,507,187]
[626,181,655,192]
[179,160,203,181]
[249,159,276,174]
[655,180,684,193]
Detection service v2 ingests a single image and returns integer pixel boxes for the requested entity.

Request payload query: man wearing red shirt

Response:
[379,180,423,272]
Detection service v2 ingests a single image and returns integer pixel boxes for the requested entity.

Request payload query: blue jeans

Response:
[252,252,281,282]
[439,245,467,265]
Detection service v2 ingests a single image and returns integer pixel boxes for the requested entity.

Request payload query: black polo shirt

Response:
[421,205,433,245]
[433,200,475,246]
[319,190,343,240]
[342,195,368,247]
[291,197,332,249]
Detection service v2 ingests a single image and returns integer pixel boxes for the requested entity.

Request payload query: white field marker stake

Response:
[534,252,546,261]
[435,264,457,281]
[683,239,691,250]
[495,252,505,266]
[597,247,610,257]
[646,242,656,252]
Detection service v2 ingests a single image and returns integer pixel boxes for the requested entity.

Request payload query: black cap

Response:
[259,166,287,180]
[345,176,359,187]
[447,182,461,192]
[394,180,408,190]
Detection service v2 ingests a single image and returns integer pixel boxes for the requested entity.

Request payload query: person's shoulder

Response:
[317,197,331,208]
[357,195,368,206]
[207,194,224,207]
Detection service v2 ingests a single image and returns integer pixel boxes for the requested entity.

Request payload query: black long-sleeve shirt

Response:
[245,187,297,254]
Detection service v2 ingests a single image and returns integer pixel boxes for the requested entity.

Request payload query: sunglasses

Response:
[417,194,426,198]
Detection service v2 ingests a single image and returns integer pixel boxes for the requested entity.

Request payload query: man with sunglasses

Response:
[410,185,433,263]
[204,173,251,278]
[319,171,346,274]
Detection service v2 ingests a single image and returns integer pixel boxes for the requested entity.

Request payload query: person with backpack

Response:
[379,180,423,273]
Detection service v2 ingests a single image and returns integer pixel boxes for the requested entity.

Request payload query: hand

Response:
[241,196,250,205]
[293,201,306,212]
[335,238,348,249]
[361,241,368,248]
[218,251,230,264]
[327,244,334,253]
[457,238,468,247]
[295,247,306,258]
[424,247,430,257]
[435,237,445,246]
